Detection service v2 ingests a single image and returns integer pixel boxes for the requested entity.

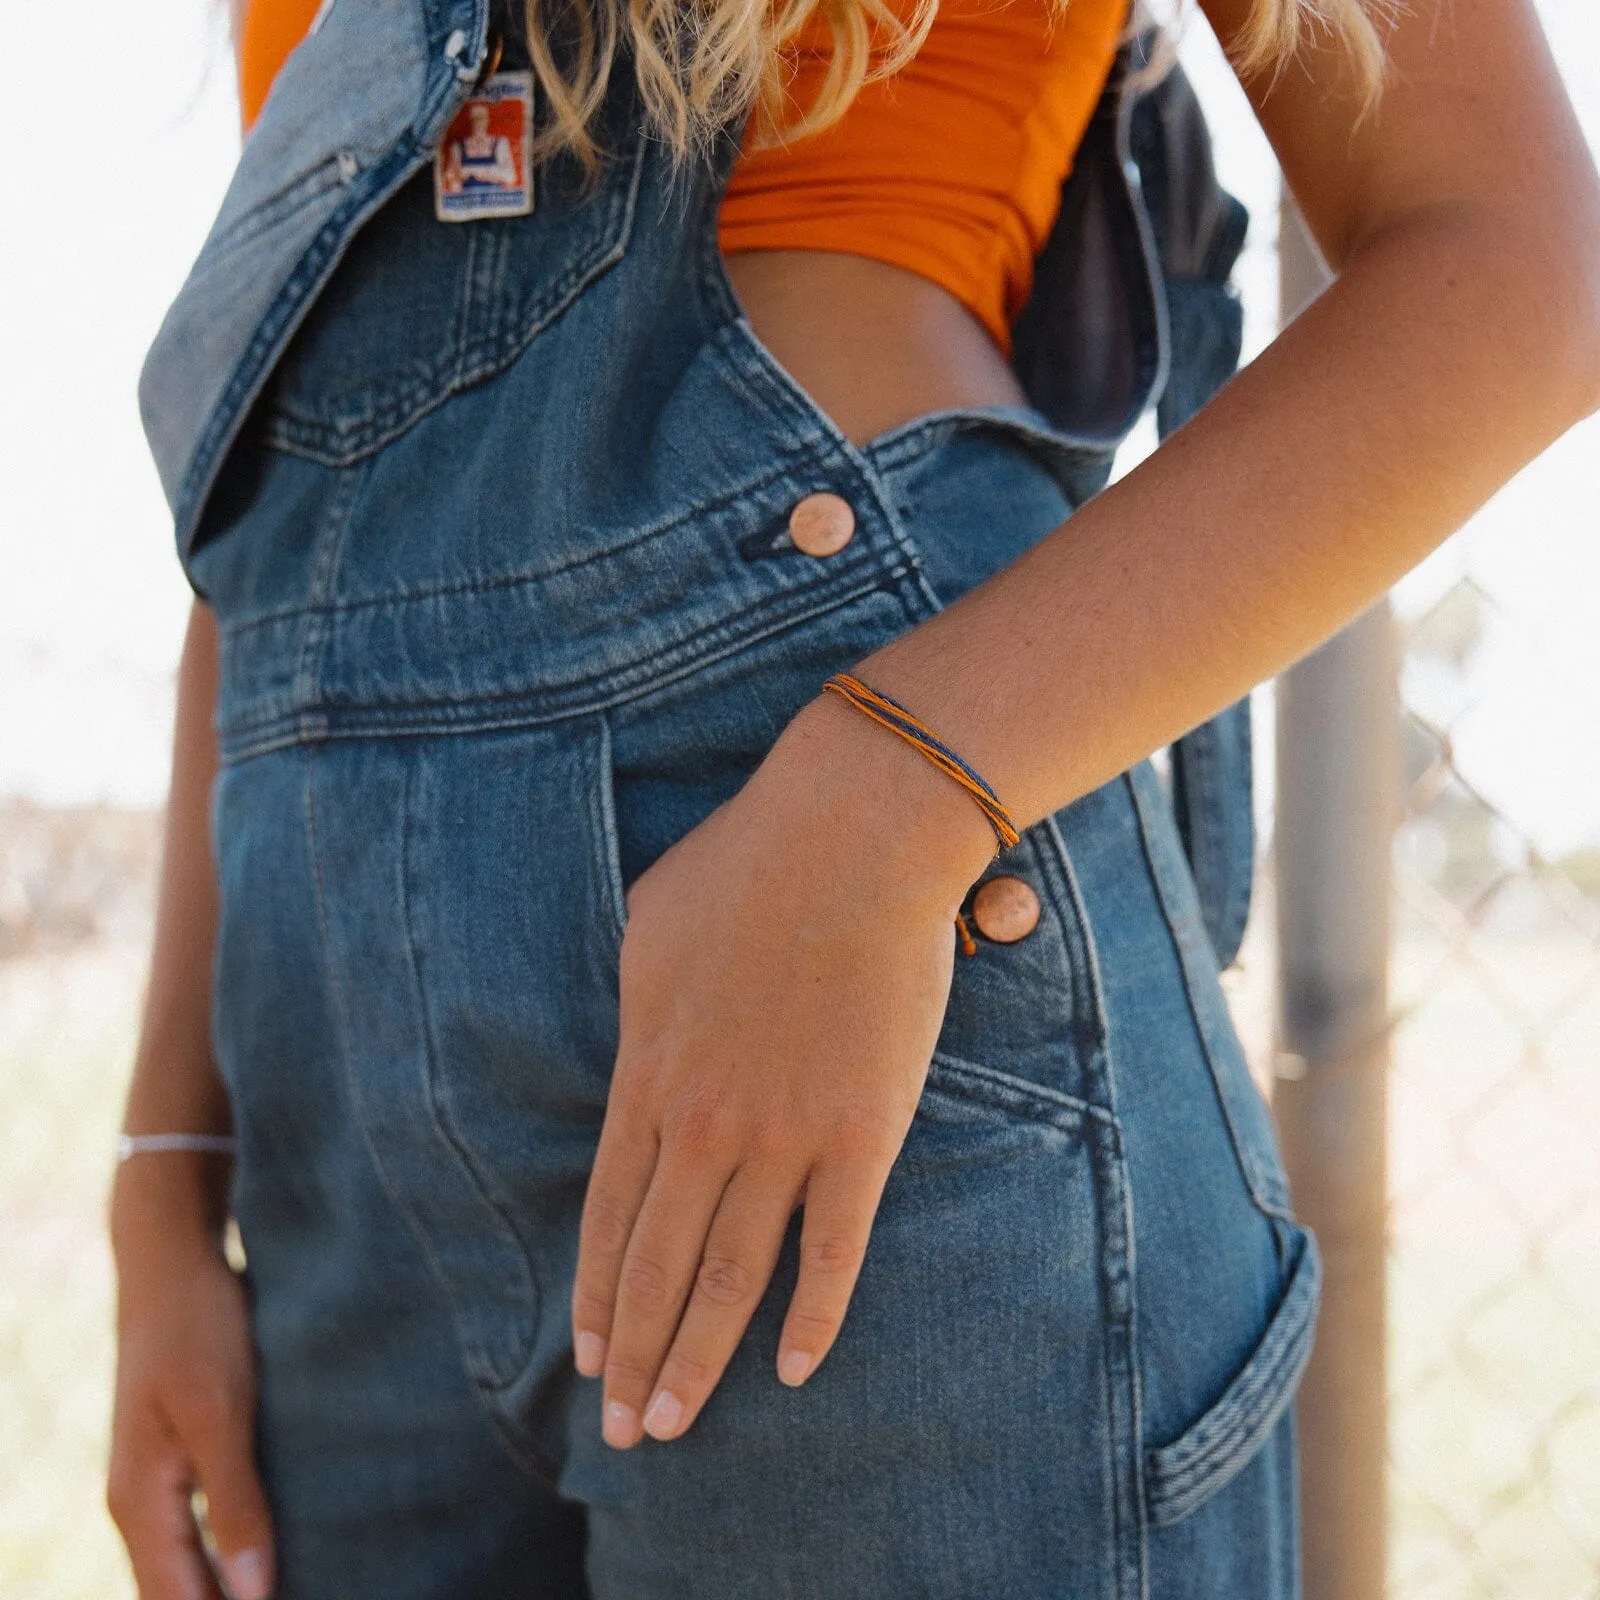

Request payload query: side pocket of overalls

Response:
[1143,1224,1320,1526]
[1122,761,1321,1527]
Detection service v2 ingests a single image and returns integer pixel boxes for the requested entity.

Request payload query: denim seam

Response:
[1040,811,1146,1590]
[204,156,351,270]
[1090,1112,1149,1600]
[691,145,746,332]
[219,453,831,635]
[693,149,840,473]
[398,755,545,1394]
[711,320,855,463]
[396,752,547,1388]
[591,712,629,954]
[695,167,944,527]
[465,210,506,356]
[1125,769,1294,1221]
[216,572,905,762]
[289,459,369,706]
[1028,824,1113,1095]
[447,210,481,389]
[303,743,543,1480]
[924,1050,1112,1132]
[923,1049,1146,1590]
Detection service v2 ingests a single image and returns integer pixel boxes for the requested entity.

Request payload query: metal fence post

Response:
[1272,194,1397,1600]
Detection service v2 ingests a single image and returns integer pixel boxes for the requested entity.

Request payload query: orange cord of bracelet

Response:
[822,673,1019,958]
[821,673,1020,852]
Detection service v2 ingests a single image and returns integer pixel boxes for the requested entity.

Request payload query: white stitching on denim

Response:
[1143,1228,1321,1525]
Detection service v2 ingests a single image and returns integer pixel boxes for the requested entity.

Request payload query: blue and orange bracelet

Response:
[821,672,1019,955]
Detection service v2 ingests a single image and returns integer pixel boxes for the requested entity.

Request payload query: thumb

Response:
[186,1407,276,1600]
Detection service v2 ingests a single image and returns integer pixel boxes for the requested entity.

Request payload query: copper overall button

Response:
[971,876,1040,943]
[789,493,856,556]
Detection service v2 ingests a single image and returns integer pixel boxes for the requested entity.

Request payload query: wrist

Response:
[110,1148,232,1272]
[761,691,999,914]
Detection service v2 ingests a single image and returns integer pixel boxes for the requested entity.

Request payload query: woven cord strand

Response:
[821,673,1020,851]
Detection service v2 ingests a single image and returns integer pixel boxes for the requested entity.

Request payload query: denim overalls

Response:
[139,3,1318,1594]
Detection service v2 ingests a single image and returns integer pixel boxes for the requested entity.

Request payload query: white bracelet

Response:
[117,1133,240,1162]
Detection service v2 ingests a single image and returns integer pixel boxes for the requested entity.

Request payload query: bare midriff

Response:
[720,250,1030,447]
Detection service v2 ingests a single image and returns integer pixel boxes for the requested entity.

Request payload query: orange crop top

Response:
[239,0,1126,354]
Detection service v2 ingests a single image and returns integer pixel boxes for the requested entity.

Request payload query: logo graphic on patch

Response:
[435,71,534,221]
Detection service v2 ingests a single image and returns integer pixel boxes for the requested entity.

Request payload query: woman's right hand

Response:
[108,1159,275,1600]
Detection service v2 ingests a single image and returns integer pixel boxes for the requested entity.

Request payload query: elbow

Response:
[1347,187,1600,434]
[1569,257,1600,424]
[1483,199,1600,437]
[1543,184,1600,425]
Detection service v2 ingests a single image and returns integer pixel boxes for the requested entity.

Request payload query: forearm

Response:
[858,199,1600,834]
[114,598,231,1244]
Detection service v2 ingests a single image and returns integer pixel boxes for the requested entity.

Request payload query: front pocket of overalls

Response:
[303,722,626,1401]
[258,130,647,467]
[1143,1222,1320,1525]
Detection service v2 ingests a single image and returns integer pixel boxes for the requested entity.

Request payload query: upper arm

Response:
[1196,0,1600,271]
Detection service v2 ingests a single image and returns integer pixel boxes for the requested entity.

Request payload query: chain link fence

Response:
[1227,539,1600,1600]
[1385,552,1600,1599]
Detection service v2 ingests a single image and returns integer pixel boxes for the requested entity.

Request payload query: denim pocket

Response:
[298,722,625,1407]
[932,826,1108,1115]
[1143,1223,1320,1525]
[259,130,646,467]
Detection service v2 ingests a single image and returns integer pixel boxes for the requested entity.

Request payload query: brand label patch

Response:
[434,72,535,222]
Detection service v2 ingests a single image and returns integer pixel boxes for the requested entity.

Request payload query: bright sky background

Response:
[1,0,1597,854]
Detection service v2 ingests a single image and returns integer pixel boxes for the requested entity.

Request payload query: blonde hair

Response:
[524,0,1388,172]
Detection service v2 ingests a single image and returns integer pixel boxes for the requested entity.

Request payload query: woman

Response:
[108,0,1600,1592]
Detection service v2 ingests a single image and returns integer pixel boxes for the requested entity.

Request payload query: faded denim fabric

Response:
[146,8,1317,1597]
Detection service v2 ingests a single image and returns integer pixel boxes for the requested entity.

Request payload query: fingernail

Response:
[603,1398,639,1448]
[642,1390,684,1439]
[575,1331,607,1377]
[778,1349,812,1387]
[222,1548,273,1600]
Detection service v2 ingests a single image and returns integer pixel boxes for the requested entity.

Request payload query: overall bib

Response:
[142,4,1318,1594]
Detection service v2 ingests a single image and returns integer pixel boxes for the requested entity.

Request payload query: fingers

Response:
[775,1155,886,1390]
[635,1163,800,1442]
[576,1139,887,1449]
[596,1147,732,1448]
[571,1102,660,1380]
[180,1390,276,1600]
[107,1426,224,1600]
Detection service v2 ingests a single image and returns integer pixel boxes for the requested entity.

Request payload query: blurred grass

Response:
[1,945,143,1600]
